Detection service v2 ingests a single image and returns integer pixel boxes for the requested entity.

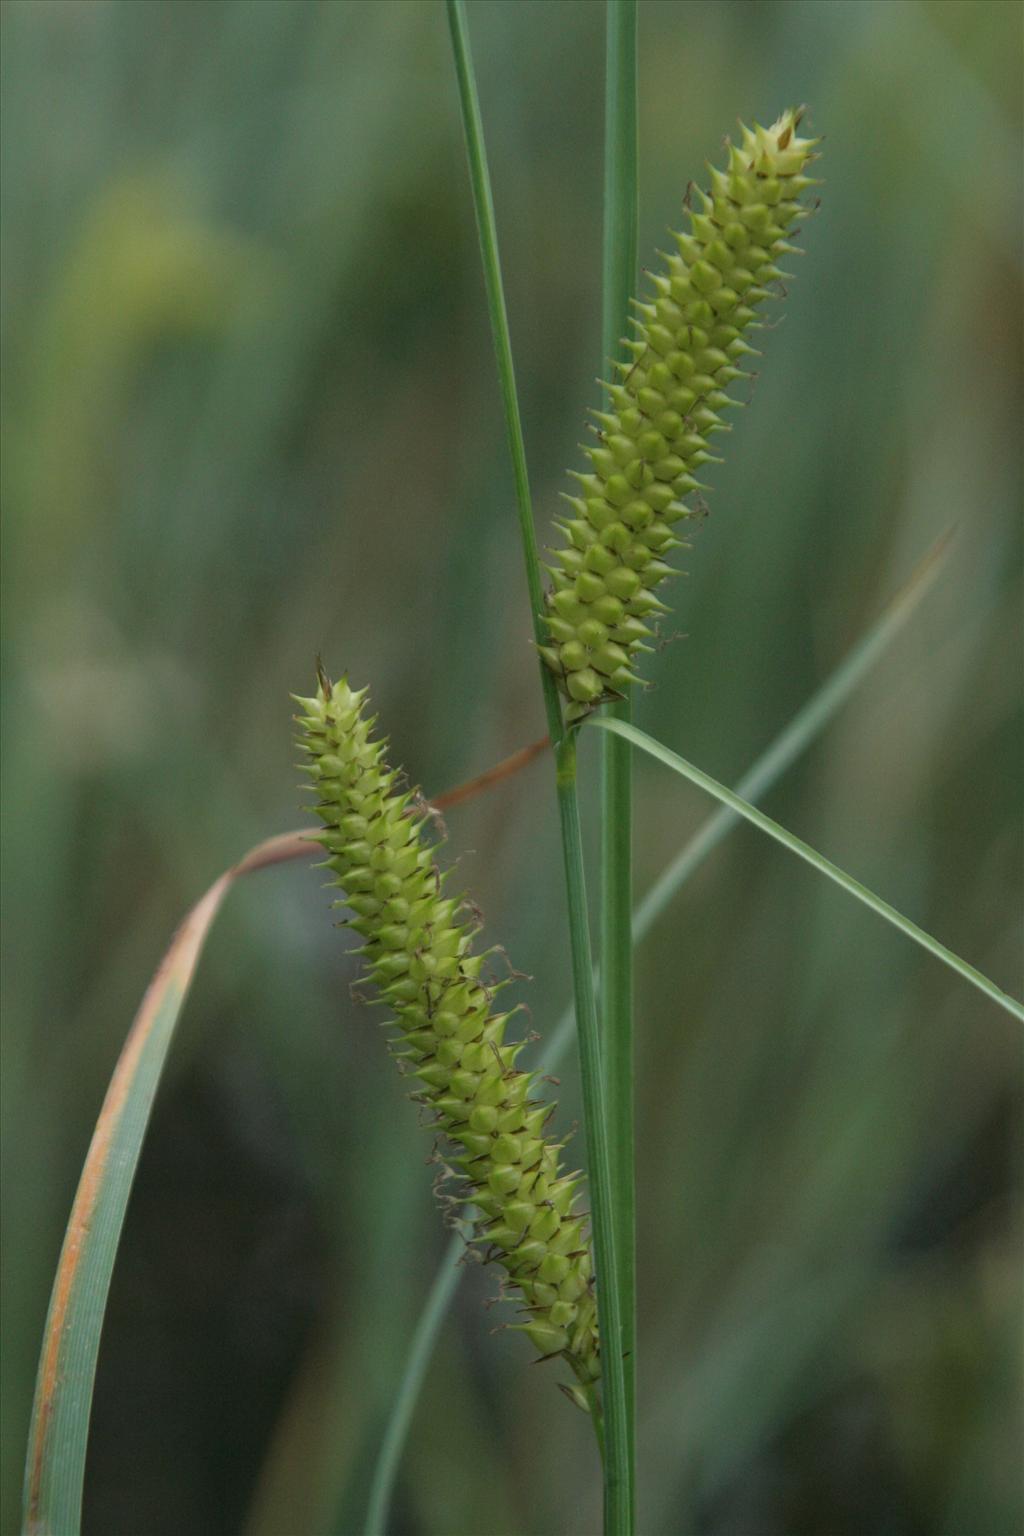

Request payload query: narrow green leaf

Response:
[444,0,562,746]
[361,1258,462,1536]
[629,535,955,935]
[22,831,313,1536]
[588,716,1024,1024]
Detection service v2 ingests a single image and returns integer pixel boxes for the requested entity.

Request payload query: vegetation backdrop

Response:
[2,2,1021,1533]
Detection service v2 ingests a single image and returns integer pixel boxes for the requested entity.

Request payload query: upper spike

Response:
[540,109,821,717]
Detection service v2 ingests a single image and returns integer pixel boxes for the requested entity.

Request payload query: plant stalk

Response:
[446,2,631,1527]
[445,0,561,745]
[599,3,638,1523]
[556,732,630,1532]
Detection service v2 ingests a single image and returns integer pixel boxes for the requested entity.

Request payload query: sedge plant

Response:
[283,79,821,1527]
[443,3,822,1521]
[22,10,1024,1536]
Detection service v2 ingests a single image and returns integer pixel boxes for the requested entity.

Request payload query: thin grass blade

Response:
[444,0,561,742]
[633,533,955,931]
[588,716,1024,1023]
[21,831,313,1536]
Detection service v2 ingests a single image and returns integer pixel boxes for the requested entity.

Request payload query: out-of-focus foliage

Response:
[1,2,1020,1533]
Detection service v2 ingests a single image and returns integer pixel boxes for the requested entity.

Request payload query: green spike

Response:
[296,677,600,1398]
[539,110,820,708]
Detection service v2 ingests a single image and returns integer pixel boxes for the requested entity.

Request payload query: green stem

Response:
[445,4,630,1529]
[445,0,561,746]
[556,732,630,1531]
[599,3,638,1521]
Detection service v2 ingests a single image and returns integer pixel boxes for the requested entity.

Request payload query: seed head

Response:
[296,676,601,1399]
[543,107,822,719]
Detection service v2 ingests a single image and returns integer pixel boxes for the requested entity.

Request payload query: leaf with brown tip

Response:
[21,830,310,1536]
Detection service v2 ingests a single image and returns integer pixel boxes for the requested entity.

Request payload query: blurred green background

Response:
[2,2,1021,1533]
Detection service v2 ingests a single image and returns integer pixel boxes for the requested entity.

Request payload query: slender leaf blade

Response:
[22,832,311,1536]
[588,716,1024,1023]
